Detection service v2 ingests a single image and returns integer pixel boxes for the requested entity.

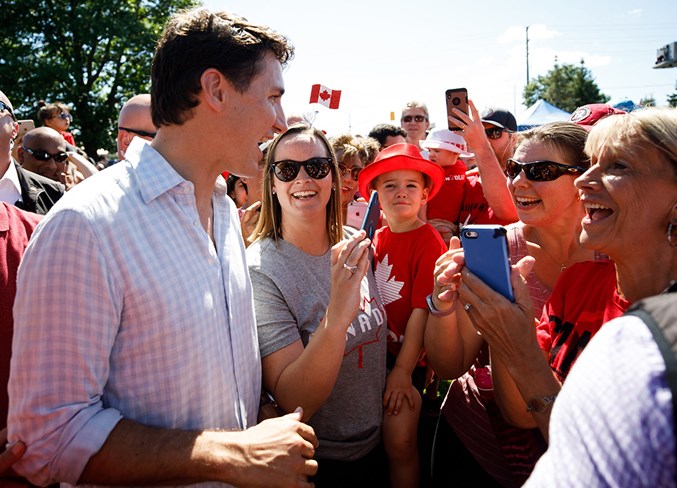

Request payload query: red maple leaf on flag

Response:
[319,89,331,101]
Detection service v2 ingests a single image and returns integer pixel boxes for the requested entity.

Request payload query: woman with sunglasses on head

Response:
[424,121,601,487]
[37,100,76,146]
[246,124,389,487]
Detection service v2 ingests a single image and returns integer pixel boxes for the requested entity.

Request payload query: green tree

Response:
[639,95,656,107]
[524,59,610,112]
[668,81,677,108]
[0,0,197,156]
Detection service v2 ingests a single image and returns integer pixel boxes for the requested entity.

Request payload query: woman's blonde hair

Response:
[586,107,677,177]
[250,124,343,245]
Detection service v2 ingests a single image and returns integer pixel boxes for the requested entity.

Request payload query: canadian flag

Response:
[309,84,341,109]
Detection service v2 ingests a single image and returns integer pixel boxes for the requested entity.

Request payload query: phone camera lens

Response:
[452,97,461,106]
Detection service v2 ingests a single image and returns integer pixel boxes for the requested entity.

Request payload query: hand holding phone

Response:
[360,191,380,240]
[460,224,514,302]
[446,88,468,131]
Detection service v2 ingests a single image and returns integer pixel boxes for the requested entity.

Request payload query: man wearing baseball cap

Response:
[420,129,474,242]
[448,100,519,225]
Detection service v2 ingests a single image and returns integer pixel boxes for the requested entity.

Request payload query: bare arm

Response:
[67,151,99,179]
[384,307,428,415]
[424,237,484,379]
[457,256,560,440]
[261,232,372,421]
[80,413,318,487]
[449,100,518,222]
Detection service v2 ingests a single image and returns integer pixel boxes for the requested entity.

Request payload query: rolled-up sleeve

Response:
[8,208,123,486]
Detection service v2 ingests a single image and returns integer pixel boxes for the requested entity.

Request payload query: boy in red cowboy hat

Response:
[358,143,447,488]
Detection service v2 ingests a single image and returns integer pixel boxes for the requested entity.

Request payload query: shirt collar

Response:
[0,159,23,204]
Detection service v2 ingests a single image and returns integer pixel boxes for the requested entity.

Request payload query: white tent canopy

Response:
[518,99,571,131]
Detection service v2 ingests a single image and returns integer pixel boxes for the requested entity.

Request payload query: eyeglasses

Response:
[505,158,587,182]
[272,157,333,182]
[118,126,157,139]
[21,146,69,163]
[485,127,511,140]
[402,115,427,123]
[338,163,362,181]
[0,101,15,120]
[57,112,73,121]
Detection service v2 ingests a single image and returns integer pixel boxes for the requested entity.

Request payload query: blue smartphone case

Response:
[360,192,380,240]
[460,224,514,302]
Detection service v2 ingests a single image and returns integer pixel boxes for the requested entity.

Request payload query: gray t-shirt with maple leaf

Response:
[246,234,387,461]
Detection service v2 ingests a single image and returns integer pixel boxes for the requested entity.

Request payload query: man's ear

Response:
[16,146,25,164]
[10,121,18,141]
[200,68,229,112]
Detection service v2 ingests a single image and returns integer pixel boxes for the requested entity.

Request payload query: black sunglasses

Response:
[505,158,587,182]
[402,115,426,123]
[0,101,15,120]
[22,146,69,163]
[272,157,332,182]
[338,163,363,181]
[119,126,157,139]
[57,112,73,121]
[485,127,511,140]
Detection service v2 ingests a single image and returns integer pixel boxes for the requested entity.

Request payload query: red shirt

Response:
[373,223,447,358]
[458,169,514,226]
[0,203,41,428]
[537,260,630,382]
[426,162,467,222]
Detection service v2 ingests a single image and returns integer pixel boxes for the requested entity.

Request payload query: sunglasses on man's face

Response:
[505,158,587,182]
[485,127,509,140]
[0,101,15,120]
[401,115,426,123]
[21,146,69,163]
[57,112,73,121]
[338,163,362,181]
[119,126,157,139]
[272,157,332,182]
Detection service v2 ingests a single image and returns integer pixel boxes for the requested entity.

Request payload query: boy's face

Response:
[428,148,459,167]
[374,169,429,224]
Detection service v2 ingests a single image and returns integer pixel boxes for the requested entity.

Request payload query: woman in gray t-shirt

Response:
[246,124,388,486]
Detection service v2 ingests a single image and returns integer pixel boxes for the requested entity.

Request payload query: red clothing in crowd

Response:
[373,223,447,359]
[537,260,630,382]
[0,203,42,428]
[458,168,514,226]
[426,162,467,222]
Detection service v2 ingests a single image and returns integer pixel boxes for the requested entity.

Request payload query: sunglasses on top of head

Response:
[21,146,69,163]
[401,115,426,123]
[272,157,333,182]
[505,158,587,182]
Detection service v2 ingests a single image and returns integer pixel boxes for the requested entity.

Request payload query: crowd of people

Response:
[0,5,675,488]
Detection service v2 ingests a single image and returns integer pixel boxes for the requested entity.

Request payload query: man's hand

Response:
[0,427,25,477]
[232,408,318,488]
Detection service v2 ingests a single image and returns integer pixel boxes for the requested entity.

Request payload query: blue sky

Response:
[203,0,677,135]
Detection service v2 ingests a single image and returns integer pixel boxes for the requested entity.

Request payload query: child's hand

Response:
[383,365,416,416]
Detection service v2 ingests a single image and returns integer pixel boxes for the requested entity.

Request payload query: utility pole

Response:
[526,25,530,85]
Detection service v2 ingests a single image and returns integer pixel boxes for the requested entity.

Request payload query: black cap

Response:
[480,107,517,132]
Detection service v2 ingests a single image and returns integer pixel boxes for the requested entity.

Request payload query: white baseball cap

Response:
[420,129,474,157]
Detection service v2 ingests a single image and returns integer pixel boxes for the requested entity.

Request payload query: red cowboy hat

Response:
[358,143,445,201]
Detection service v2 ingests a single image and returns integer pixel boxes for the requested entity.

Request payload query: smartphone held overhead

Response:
[445,88,468,131]
[460,224,514,302]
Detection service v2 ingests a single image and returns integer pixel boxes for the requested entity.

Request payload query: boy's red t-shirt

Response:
[373,223,447,358]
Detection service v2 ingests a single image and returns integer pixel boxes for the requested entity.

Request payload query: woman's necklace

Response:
[536,244,568,272]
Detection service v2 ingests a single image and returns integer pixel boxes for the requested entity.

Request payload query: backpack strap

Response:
[625,282,677,439]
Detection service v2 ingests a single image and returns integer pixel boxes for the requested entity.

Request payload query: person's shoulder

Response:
[246,236,276,264]
[0,201,42,233]
[16,164,65,195]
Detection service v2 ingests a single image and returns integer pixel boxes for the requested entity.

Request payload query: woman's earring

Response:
[668,219,677,248]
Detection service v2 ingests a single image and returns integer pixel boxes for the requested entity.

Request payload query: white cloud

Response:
[628,8,643,17]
